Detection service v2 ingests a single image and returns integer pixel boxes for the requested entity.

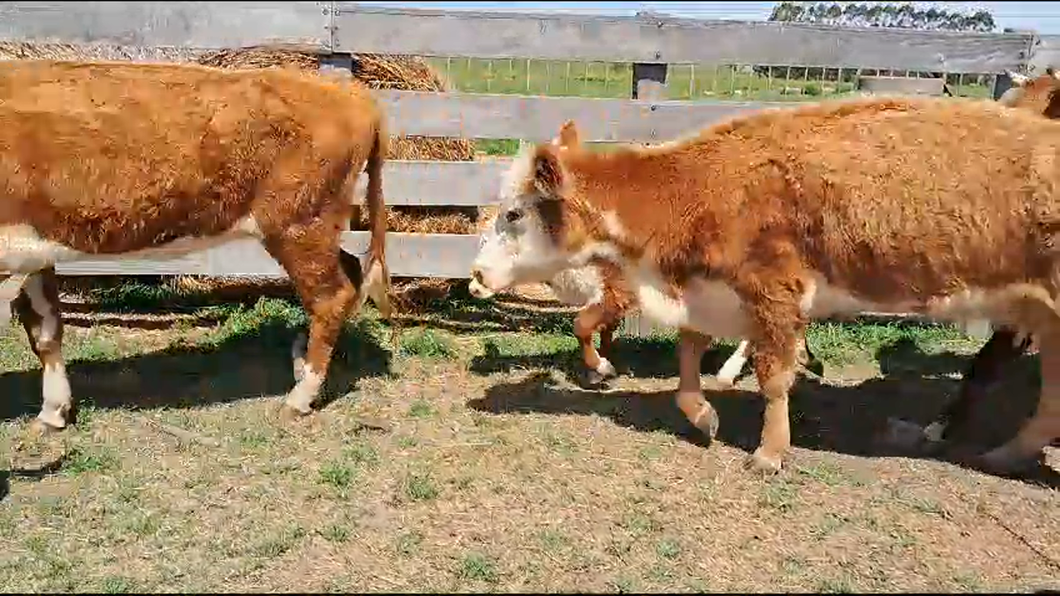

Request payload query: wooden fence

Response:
[0,2,1045,336]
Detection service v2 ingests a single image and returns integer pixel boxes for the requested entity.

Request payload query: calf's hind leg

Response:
[920,328,1029,447]
[263,226,363,419]
[675,328,720,440]
[978,327,1060,474]
[13,268,73,433]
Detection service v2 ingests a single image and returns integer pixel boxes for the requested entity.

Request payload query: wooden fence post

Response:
[623,59,670,338]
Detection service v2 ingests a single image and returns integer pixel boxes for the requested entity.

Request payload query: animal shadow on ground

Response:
[470,334,736,382]
[0,316,393,424]
[469,337,1059,487]
[392,282,583,336]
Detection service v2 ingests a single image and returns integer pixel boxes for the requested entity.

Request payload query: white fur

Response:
[545,265,605,307]
[39,360,72,429]
[625,258,1034,341]
[286,364,323,414]
[716,339,751,386]
[0,215,263,274]
[20,274,72,429]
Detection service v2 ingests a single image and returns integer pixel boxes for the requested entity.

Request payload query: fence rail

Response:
[1,2,1037,72]
[1,2,1043,338]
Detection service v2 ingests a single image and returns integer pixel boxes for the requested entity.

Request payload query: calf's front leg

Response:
[12,268,73,433]
[742,282,806,474]
[573,301,620,388]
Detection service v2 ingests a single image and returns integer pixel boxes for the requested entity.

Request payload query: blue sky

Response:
[354,1,1060,35]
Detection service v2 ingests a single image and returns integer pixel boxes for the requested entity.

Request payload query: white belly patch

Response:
[632,266,752,339]
[0,216,263,273]
[546,264,605,307]
[628,263,1044,338]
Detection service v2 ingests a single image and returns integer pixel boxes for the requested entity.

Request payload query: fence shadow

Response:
[0,319,393,423]
[468,339,1057,488]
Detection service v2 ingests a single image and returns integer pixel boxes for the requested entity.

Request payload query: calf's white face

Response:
[469,148,578,299]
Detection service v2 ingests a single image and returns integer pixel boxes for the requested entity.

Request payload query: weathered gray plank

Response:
[375,90,790,143]
[0,1,331,50]
[334,5,1034,73]
[857,75,946,96]
[353,160,510,207]
[54,232,482,279]
[1029,34,1060,74]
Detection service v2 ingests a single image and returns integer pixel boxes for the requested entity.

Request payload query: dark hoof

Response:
[804,357,825,377]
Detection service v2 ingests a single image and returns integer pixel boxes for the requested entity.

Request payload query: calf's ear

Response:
[531,145,565,198]
[553,119,582,150]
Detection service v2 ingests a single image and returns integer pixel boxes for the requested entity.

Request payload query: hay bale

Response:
[192,47,479,228]
[0,40,202,63]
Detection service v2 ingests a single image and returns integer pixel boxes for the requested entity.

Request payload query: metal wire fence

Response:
[425,57,996,101]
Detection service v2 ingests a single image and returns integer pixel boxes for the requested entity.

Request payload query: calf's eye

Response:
[505,209,522,224]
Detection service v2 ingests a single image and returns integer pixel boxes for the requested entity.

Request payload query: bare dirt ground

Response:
[0,289,1058,593]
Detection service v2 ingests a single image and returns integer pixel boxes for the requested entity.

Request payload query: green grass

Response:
[426,58,993,103]
[1,283,1051,593]
[416,57,994,159]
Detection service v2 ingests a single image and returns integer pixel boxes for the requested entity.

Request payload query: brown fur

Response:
[0,59,394,428]
[918,67,1060,449]
[545,122,820,388]
[515,95,1060,474]
[1000,68,1060,118]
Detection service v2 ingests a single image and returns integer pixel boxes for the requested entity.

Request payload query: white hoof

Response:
[596,358,617,379]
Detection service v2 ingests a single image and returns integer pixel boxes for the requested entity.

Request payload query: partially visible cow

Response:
[0,59,393,433]
[998,67,1060,115]
[469,96,1060,475]
[902,67,1060,453]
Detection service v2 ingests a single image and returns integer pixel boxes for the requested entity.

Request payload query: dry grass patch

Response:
[0,293,1057,592]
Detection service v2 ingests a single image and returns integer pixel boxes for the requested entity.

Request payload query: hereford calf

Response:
[475,201,821,390]
[0,59,393,432]
[470,97,1060,475]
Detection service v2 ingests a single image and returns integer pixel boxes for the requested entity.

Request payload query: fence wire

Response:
[429,58,996,102]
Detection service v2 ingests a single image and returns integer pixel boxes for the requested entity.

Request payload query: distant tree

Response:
[757,2,999,85]
[767,1,995,32]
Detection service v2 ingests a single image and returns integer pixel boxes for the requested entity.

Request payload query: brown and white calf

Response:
[470,96,1060,475]
[473,207,821,390]
[0,59,393,432]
